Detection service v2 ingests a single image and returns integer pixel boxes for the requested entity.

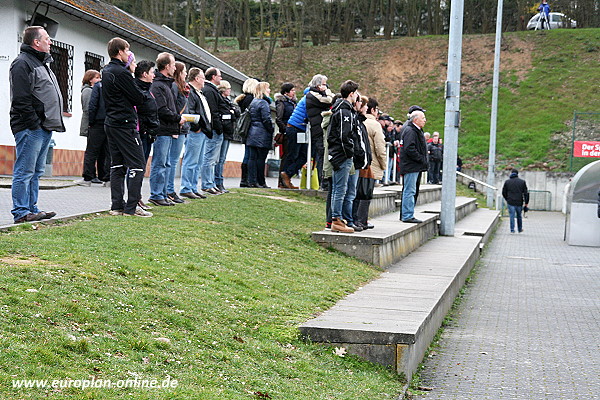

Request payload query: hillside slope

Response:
[218,29,600,171]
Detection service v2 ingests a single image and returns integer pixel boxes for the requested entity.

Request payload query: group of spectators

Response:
[71,38,246,217]
[8,26,439,226]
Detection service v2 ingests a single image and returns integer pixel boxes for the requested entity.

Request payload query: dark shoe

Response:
[138,200,152,210]
[148,198,173,206]
[325,222,332,230]
[257,184,271,189]
[167,192,185,204]
[202,188,221,195]
[180,192,202,200]
[217,185,229,194]
[365,222,375,229]
[402,218,422,223]
[91,178,103,184]
[347,223,363,232]
[40,211,56,219]
[240,163,248,187]
[193,192,207,199]
[14,212,45,224]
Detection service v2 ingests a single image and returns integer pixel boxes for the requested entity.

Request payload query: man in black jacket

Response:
[502,169,529,233]
[148,52,185,206]
[102,37,151,217]
[10,26,63,223]
[399,110,428,223]
[200,67,228,195]
[328,80,360,233]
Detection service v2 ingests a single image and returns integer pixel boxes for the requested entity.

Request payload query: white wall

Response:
[0,0,22,147]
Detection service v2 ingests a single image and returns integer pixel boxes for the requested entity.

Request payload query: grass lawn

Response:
[0,189,404,399]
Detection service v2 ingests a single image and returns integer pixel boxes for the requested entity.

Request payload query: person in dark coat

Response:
[399,110,428,223]
[200,67,229,195]
[9,26,64,223]
[246,82,275,188]
[134,60,159,162]
[275,82,297,189]
[328,80,361,233]
[305,74,334,188]
[215,80,238,193]
[502,169,529,233]
[101,38,151,217]
[427,135,443,184]
[234,78,258,187]
[148,52,185,206]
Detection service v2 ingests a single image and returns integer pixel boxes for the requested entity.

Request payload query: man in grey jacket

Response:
[9,26,64,224]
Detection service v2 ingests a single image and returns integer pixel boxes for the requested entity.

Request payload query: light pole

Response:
[439,0,465,236]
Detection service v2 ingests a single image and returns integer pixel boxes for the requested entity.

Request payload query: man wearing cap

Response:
[399,109,428,223]
[502,169,529,233]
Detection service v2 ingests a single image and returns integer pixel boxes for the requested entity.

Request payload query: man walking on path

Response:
[502,168,529,233]
[399,110,428,223]
[9,26,64,224]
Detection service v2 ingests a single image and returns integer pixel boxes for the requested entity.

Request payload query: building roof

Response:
[41,0,248,85]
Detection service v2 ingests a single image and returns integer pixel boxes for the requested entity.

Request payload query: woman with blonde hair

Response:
[246,81,274,188]
[235,78,259,187]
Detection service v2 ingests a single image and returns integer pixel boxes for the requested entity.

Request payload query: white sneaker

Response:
[109,210,123,216]
[123,206,153,217]
[74,178,91,187]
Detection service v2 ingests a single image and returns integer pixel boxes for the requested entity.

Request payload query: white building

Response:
[0,0,249,177]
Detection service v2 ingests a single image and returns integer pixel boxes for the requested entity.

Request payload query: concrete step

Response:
[312,197,477,268]
[301,208,500,381]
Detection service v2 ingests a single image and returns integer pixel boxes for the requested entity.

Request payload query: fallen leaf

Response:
[154,337,171,344]
[334,347,347,357]
[25,289,39,293]
[233,336,245,343]
[254,391,272,399]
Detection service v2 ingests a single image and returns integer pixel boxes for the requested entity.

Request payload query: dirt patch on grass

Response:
[0,256,46,265]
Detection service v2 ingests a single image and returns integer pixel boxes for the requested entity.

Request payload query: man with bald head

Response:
[399,110,428,223]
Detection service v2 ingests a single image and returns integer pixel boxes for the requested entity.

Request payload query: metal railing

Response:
[456,171,501,209]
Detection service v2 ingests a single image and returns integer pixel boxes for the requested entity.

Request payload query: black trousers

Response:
[83,124,110,181]
[105,125,146,214]
[311,132,325,187]
[247,146,269,186]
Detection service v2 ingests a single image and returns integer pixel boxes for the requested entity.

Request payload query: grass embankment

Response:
[390,29,600,171]
[0,190,403,399]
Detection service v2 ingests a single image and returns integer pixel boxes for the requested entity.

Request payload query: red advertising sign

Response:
[573,141,600,157]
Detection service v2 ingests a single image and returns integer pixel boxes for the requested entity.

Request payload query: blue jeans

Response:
[149,135,172,200]
[180,133,206,194]
[507,204,523,233]
[215,139,230,188]
[166,135,185,193]
[331,158,353,219]
[201,132,223,189]
[11,128,53,221]
[401,172,419,220]
[342,171,359,223]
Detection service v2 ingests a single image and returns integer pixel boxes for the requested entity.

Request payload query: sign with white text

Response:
[573,141,600,157]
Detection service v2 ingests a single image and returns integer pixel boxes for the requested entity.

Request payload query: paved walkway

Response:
[0,176,279,228]
[415,212,600,400]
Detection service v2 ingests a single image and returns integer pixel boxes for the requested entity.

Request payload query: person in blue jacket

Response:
[280,86,310,188]
[538,0,551,29]
[246,82,275,188]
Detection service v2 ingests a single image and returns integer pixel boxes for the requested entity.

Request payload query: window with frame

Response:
[49,40,73,113]
[84,51,104,72]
